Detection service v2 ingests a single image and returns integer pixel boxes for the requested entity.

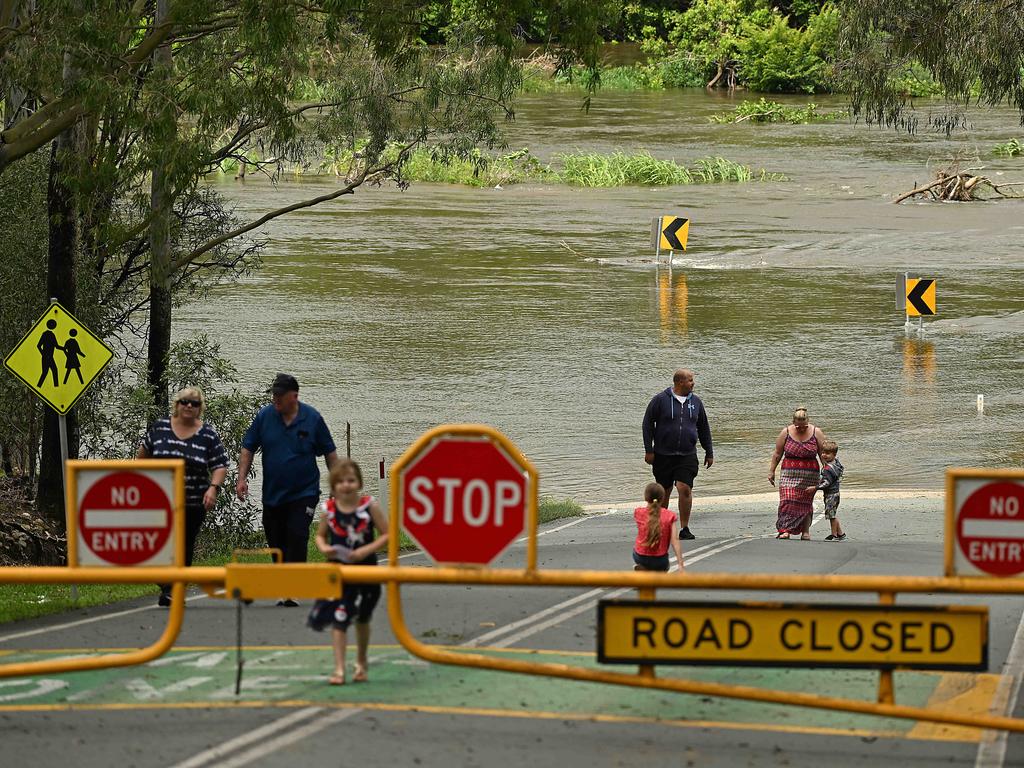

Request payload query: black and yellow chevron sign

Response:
[652,215,689,252]
[906,278,937,317]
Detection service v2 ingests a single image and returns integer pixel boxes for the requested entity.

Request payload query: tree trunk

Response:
[146,0,174,416]
[37,132,78,530]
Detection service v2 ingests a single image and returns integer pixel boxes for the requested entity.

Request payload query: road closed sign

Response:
[67,460,184,567]
[598,600,988,671]
[947,468,1024,578]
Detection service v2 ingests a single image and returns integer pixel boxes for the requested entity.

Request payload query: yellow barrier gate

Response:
[1,430,1023,736]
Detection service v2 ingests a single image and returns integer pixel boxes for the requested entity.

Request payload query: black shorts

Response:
[652,452,699,492]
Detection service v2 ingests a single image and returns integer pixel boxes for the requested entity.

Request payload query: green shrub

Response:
[738,10,835,93]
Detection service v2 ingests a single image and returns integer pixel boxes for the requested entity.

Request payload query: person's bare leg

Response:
[330,627,347,683]
[353,621,370,681]
[677,482,693,529]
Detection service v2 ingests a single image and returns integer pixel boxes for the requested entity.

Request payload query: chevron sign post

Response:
[906,278,937,317]
[651,215,689,262]
[900,273,937,334]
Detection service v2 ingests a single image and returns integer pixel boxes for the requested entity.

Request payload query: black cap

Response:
[269,373,299,395]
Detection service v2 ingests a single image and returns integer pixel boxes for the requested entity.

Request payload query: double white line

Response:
[464,534,753,649]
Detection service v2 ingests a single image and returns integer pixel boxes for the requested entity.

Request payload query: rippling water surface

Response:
[181,90,1024,503]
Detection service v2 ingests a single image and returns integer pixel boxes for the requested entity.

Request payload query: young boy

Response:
[815,440,845,541]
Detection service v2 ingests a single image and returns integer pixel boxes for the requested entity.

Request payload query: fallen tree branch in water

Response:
[894,167,1024,203]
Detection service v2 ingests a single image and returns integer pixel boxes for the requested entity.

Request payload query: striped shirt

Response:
[141,418,229,508]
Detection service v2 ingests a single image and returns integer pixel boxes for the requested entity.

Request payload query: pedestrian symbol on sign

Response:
[3,302,113,414]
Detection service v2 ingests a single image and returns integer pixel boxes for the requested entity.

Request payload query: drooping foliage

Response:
[835,0,1024,130]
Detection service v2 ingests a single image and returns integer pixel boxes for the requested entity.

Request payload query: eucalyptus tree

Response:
[836,0,1024,130]
[0,0,611,524]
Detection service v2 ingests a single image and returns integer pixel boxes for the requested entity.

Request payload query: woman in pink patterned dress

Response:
[768,407,828,540]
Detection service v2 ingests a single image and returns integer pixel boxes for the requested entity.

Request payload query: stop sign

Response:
[399,433,530,565]
[78,470,175,566]
[956,480,1024,577]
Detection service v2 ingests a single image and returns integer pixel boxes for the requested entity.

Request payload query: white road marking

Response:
[483,536,754,649]
[516,510,618,543]
[975,606,1024,768]
[165,706,324,768]
[0,592,210,644]
[205,708,360,768]
[462,537,749,648]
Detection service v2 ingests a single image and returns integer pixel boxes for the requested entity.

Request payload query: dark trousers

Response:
[159,505,206,596]
[262,497,317,563]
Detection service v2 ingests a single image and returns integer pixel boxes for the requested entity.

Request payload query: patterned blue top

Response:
[142,418,229,508]
[816,457,844,497]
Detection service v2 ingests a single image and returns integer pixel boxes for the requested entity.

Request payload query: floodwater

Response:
[182,89,1024,503]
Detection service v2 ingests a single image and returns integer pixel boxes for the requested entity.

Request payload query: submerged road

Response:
[2,491,1023,767]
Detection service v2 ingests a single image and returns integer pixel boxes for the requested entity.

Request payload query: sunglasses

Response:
[177,398,202,408]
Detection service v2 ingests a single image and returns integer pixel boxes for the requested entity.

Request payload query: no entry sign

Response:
[68,460,184,567]
[947,469,1024,578]
[392,425,538,567]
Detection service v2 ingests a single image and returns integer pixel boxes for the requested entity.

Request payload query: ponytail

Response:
[643,482,665,549]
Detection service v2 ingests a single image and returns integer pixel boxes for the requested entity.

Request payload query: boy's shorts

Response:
[823,492,840,520]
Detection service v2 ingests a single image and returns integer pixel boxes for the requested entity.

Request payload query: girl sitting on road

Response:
[307,459,389,685]
[632,482,684,572]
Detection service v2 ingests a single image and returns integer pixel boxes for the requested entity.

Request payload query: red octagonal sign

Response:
[400,435,528,565]
[957,481,1024,577]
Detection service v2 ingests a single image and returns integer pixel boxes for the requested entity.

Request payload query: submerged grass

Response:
[994,138,1022,157]
[559,150,694,186]
[556,151,784,186]
[212,138,782,188]
[709,98,843,124]
[0,497,587,624]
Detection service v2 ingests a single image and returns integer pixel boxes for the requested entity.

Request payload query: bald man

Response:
[642,369,714,539]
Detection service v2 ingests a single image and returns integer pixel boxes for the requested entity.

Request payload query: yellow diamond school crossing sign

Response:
[3,302,113,414]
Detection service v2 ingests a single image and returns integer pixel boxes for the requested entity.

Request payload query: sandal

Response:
[352,664,368,683]
[328,674,345,686]
[777,532,790,540]
[800,533,811,541]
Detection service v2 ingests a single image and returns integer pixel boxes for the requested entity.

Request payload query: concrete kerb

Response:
[581,489,945,515]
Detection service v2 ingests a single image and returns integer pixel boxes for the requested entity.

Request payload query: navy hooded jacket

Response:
[642,388,713,457]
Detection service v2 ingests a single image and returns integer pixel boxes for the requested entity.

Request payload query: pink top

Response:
[633,506,677,556]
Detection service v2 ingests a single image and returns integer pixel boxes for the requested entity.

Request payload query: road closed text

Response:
[598,601,988,670]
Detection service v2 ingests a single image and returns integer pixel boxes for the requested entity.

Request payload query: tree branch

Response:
[173,167,391,270]
[0,102,85,172]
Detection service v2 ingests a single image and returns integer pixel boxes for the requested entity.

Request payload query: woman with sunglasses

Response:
[137,387,229,606]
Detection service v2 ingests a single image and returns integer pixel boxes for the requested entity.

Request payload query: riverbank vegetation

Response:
[0,1,607,542]
[222,146,783,187]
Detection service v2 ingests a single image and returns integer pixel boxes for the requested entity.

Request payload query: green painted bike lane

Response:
[0,646,994,739]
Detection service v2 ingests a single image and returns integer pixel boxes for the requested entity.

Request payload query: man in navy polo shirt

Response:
[237,373,338,605]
